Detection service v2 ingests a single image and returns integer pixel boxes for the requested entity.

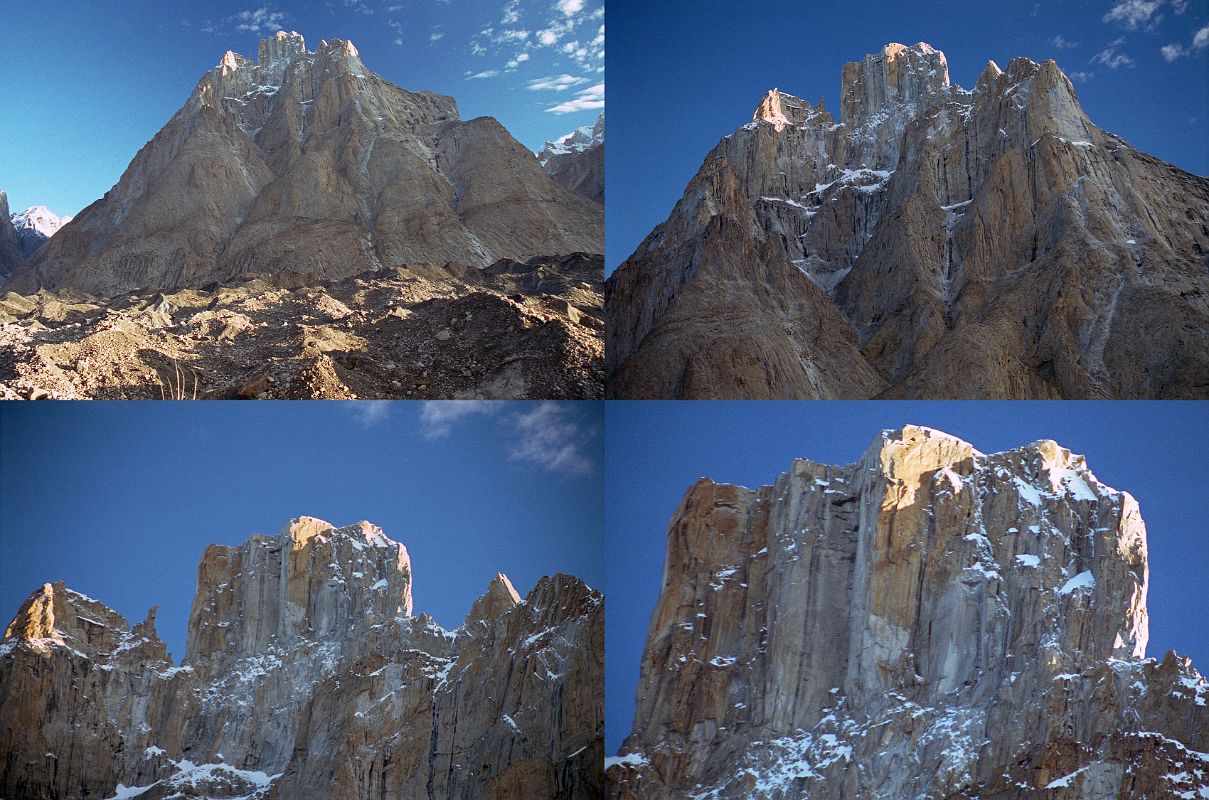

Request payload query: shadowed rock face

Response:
[607,426,1207,799]
[0,517,603,800]
[0,192,24,280]
[606,42,1209,399]
[6,31,602,297]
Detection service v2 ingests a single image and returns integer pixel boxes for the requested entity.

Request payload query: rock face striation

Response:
[608,425,1208,798]
[605,42,1209,399]
[6,31,602,297]
[540,114,605,204]
[0,517,603,799]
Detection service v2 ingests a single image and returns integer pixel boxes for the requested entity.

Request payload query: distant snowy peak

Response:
[538,113,604,164]
[11,205,71,257]
[11,205,71,238]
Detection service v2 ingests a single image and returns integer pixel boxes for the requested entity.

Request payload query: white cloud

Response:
[1068,70,1095,81]
[1091,38,1135,68]
[419,401,498,439]
[508,403,593,475]
[467,69,500,79]
[1162,42,1189,60]
[527,74,588,91]
[558,0,585,16]
[393,37,404,46]
[545,82,603,113]
[1173,0,1189,11]
[1163,23,1209,59]
[430,31,445,43]
[230,7,287,35]
[538,28,561,45]
[505,52,531,71]
[500,29,531,43]
[1049,34,1079,49]
[471,41,487,56]
[501,0,521,24]
[1103,0,1163,29]
[347,401,391,428]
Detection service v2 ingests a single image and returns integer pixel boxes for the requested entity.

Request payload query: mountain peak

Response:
[9,205,71,258]
[976,59,1003,92]
[257,30,307,66]
[464,572,522,626]
[752,88,822,131]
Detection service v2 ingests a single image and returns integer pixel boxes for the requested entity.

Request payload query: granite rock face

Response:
[606,42,1209,398]
[0,517,603,799]
[608,425,1207,799]
[540,114,604,204]
[7,32,602,297]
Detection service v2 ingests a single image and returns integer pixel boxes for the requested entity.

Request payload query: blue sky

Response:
[2,0,603,218]
[606,0,1209,271]
[604,401,1209,753]
[0,401,602,665]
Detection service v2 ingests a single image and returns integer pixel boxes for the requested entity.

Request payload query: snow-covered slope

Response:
[10,205,71,257]
[539,113,604,203]
[538,113,605,165]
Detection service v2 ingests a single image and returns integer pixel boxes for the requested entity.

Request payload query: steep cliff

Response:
[7,31,602,297]
[606,42,1209,399]
[0,517,602,799]
[608,426,1207,798]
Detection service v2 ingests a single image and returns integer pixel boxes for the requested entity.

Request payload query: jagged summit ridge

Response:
[0,518,603,799]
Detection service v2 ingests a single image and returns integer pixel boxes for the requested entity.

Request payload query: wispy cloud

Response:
[430,30,445,43]
[419,401,497,438]
[204,6,287,36]
[508,402,594,475]
[545,82,603,113]
[505,52,531,71]
[1162,23,1209,60]
[1103,0,1163,30]
[1049,34,1079,49]
[501,0,521,24]
[1068,70,1095,81]
[415,401,595,475]
[1091,38,1135,68]
[527,73,588,91]
[558,0,586,16]
[347,400,392,428]
[467,69,501,80]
